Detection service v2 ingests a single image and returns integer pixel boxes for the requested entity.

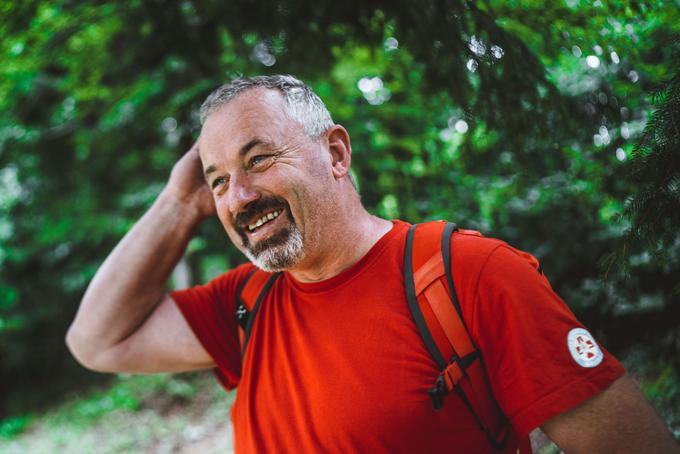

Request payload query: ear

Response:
[326,125,352,180]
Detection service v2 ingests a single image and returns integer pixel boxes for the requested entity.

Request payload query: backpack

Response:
[235,221,532,453]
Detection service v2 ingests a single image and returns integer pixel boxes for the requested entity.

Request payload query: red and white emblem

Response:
[567,328,603,368]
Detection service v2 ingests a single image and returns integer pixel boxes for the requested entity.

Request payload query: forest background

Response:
[1,0,679,452]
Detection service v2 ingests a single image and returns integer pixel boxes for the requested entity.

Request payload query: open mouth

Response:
[247,209,284,233]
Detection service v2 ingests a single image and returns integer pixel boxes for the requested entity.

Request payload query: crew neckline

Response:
[284,220,409,293]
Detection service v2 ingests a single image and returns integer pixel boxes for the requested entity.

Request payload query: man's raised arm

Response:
[66,145,216,373]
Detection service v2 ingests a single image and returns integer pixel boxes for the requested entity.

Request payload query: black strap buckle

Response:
[428,374,448,411]
[235,302,249,328]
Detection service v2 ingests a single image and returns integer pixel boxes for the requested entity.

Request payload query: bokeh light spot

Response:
[616,148,626,161]
[586,55,600,68]
[384,37,399,51]
[491,45,504,59]
[454,120,469,133]
[468,35,486,56]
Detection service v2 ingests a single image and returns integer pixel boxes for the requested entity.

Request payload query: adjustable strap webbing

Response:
[237,269,281,355]
[404,224,447,369]
[236,267,259,331]
[405,221,531,452]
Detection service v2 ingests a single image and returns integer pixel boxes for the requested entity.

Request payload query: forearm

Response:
[66,189,204,367]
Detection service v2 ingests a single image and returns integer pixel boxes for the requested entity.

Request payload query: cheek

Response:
[289,185,324,235]
[214,198,228,221]
[214,200,237,233]
[221,220,245,249]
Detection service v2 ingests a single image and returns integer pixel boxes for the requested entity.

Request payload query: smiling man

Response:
[66,75,678,453]
[195,84,390,279]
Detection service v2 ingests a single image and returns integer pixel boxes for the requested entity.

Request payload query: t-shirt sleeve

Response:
[170,263,255,390]
[470,245,625,436]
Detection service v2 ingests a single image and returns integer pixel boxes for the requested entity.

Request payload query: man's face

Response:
[198,89,333,271]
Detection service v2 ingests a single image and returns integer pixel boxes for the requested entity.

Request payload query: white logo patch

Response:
[567,328,603,368]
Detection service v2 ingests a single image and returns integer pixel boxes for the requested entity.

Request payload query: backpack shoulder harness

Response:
[405,221,531,453]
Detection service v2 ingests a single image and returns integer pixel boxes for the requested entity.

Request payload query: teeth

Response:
[248,210,281,232]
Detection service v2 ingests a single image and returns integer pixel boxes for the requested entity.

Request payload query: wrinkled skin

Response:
[198,88,342,274]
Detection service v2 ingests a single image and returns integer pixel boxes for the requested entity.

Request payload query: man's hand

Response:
[66,142,216,373]
[164,142,216,220]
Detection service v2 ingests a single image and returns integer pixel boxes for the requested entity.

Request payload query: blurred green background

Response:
[1,0,679,452]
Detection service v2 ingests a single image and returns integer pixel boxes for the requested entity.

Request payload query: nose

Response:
[226,171,260,216]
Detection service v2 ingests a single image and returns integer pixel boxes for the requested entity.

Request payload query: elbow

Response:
[65,325,118,373]
[65,324,96,370]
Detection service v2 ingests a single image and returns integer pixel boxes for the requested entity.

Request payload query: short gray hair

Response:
[199,75,334,138]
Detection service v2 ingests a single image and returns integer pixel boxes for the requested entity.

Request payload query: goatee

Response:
[235,196,305,271]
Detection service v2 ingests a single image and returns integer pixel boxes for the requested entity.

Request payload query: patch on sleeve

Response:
[567,328,603,368]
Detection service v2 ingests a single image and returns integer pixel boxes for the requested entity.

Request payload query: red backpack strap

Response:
[236,268,282,356]
[405,221,531,453]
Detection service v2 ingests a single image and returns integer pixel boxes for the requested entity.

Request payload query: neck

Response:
[287,201,392,283]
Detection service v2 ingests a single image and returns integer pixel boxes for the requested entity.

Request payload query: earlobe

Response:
[327,125,352,180]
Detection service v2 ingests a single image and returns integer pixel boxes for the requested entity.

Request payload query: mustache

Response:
[234,196,289,231]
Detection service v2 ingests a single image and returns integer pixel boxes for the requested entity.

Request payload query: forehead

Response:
[199,88,300,159]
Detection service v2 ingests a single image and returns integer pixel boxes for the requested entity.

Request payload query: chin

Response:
[245,225,305,272]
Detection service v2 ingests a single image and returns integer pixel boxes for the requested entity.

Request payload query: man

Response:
[67,75,678,453]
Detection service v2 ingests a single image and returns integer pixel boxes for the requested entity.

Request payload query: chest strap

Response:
[236,268,281,356]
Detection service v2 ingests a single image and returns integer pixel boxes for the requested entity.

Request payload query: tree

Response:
[1,1,679,425]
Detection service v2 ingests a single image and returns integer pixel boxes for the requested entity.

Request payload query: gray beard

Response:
[244,223,305,272]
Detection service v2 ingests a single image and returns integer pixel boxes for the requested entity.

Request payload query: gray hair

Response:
[199,75,334,138]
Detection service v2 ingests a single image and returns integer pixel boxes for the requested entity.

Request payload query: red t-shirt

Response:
[172,220,624,453]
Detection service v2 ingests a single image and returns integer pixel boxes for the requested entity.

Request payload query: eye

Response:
[248,154,272,169]
[211,176,228,190]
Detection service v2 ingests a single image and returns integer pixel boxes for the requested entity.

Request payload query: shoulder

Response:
[452,230,544,290]
[449,230,517,300]
[448,230,551,338]
[450,229,510,272]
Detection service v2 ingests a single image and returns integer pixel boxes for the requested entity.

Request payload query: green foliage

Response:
[0,414,34,439]
[56,374,199,425]
[643,366,679,423]
[618,39,680,284]
[0,373,200,437]
[0,372,232,453]
[1,0,679,427]
[626,352,680,440]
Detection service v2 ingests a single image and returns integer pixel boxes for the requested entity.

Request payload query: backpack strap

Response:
[236,268,282,356]
[405,221,530,452]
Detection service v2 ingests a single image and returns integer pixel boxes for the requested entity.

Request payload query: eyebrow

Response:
[239,138,267,157]
[203,164,218,180]
[203,138,272,180]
